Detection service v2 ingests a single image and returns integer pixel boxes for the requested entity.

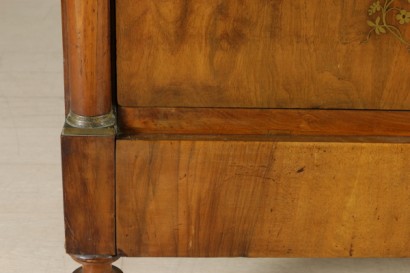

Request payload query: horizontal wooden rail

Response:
[118,107,410,141]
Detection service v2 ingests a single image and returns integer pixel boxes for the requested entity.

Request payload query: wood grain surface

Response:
[116,139,410,257]
[116,0,410,109]
[61,134,116,255]
[118,107,410,138]
[64,0,112,116]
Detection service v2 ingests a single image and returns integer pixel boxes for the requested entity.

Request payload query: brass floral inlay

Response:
[366,0,410,48]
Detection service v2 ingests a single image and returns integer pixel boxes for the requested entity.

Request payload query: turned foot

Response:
[71,255,122,273]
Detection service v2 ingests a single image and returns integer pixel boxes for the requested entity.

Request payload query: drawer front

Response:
[116,0,410,109]
[116,139,410,257]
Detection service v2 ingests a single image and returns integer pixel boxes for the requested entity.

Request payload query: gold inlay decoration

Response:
[366,0,410,49]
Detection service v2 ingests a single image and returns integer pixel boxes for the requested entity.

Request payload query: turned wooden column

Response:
[61,0,119,272]
[63,0,115,128]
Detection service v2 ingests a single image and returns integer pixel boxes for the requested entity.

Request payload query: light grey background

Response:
[0,0,409,272]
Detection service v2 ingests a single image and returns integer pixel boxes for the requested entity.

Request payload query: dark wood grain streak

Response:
[116,139,410,258]
[62,134,116,255]
[64,0,112,116]
[118,107,410,137]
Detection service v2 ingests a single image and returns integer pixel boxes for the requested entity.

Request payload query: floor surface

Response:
[0,0,409,272]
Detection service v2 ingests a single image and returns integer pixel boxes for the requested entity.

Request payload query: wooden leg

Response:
[71,255,122,273]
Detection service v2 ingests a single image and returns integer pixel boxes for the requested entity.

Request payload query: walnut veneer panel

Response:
[116,0,410,109]
[116,140,410,257]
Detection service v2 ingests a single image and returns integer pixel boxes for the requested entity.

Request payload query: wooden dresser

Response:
[61,1,410,272]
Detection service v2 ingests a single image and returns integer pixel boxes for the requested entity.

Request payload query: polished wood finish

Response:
[64,0,112,116]
[116,139,410,257]
[62,134,116,255]
[118,107,410,138]
[61,0,410,271]
[116,0,410,109]
[61,1,118,270]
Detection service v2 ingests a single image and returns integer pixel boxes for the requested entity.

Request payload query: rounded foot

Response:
[71,255,122,273]
[73,265,122,273]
